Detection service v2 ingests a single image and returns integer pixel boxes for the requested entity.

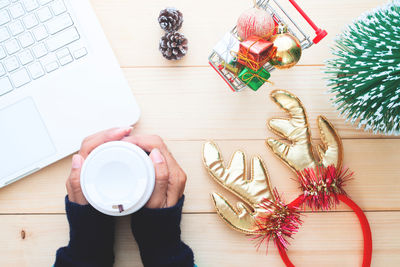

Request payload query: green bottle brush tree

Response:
[325,1,400,135]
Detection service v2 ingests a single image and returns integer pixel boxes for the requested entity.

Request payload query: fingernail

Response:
[125,126,133,135]
[116,127,133,136]
[150,148,164,164]
[72,154,82,169]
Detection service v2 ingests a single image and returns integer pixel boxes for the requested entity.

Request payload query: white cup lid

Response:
[80,141,155,216]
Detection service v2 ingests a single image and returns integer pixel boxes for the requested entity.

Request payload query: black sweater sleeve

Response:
[130,195,194,267]
[54,196,115,267]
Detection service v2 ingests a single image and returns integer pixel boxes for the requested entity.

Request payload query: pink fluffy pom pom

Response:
[237,7,275,40]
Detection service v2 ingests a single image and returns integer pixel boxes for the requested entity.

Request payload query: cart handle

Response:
[287,0,327,44]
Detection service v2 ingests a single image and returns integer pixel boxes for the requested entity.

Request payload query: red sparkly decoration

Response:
[253,189,302,251]
[236,7,275,40]
[297,165,353,211]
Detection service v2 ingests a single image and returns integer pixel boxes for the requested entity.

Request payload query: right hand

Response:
[66,127,133,205]
[122,135,187,209]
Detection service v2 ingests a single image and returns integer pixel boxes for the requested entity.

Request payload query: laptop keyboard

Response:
[0,0,88,96]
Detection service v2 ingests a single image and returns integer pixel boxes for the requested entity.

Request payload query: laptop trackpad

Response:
[0,97,56,181]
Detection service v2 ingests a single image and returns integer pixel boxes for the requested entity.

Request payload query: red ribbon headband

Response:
[255,166,372,267]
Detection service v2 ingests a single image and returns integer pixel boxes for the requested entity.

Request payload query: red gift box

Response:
[238,36,276,71]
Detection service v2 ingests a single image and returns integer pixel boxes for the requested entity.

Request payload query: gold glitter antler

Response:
[203,141,275,234]
[266,90,343,172]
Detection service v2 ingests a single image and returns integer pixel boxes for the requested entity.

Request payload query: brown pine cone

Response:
[159,31,188,60]
[158,8,183,32]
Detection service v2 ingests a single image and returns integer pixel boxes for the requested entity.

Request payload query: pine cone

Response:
[159,32,188,60]
[158,8,183,32]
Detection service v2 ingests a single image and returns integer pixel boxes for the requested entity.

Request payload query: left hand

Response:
[66,127,133,205]
[122,134,187,209]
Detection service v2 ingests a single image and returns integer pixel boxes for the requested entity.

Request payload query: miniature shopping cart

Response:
[208,0,327,92]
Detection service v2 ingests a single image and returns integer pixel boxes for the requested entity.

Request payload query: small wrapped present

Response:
[213,32,240,65]
[218,61,242,76]
[238,36,275,71]
[238,67,271,91]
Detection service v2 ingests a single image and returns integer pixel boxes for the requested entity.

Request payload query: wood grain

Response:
[90,0,383,67]
[0,139,398,214]
[125,66,393,140]
[0,0,398,266]
[0,212,398,267]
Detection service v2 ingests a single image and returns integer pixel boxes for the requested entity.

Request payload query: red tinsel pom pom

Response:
[297,165,353,211]
[253,189,302,251]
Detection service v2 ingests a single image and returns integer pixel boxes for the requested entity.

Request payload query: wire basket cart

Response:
[208,0,327,92]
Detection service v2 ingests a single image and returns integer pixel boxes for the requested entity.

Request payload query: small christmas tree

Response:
[325,1,400,135]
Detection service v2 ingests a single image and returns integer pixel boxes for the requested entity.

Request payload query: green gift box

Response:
[238,67,271,91]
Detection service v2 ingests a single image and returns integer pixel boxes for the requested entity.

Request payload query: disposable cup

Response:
[80,141,155,216]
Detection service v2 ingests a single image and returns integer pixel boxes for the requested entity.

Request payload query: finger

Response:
[166,169,187,207]
[124,134,187,206]
[122,134,166,153]
[123,134,183,176]
[67,154,88,205]
[79,127,132,158]
[146,148,169,209]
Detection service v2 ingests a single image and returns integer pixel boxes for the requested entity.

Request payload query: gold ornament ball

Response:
[269,25,302,69]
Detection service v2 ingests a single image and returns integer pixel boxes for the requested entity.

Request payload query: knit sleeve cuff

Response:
[64,195,115,261]
[130,195,185,249]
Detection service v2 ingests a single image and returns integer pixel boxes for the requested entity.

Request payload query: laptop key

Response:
[0,26,10,42]
[38,0,52,5]
[46,13,73,35]
[58,54,72,65]
[0,63,5,76]
[4,55,19,71]
[73,47,87,59]
[0,77,13,95]
[0,9,11,26]
[9,20,24,36]
[32,24,48,41]
[44,60,58,72]
[0,0,10,9]
[0,45,6,59]
[18,49,34,65]
[27,61,44,79]
[50,0,66,16]
[10,68,31,87]
[22,13,39,29]
[9,3,25,19]
[36,6,52,22]
[19,32,35,48]
[22,0,39,12]
[32,42,47,58]
[46,27,79,51]
[4,38,20,54]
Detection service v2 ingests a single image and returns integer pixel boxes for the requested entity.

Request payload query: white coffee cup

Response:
[80,141,155,216]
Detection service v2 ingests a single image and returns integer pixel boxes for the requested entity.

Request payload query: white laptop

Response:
[0,0,141,187]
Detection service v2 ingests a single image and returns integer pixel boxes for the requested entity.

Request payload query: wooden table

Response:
[1,0,399,266]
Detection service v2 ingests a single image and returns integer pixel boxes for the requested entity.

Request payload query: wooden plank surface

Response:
[125,67,392,140]
[90,0,383,67]
[1,0,399,266]
[0,139,398,214]
[0,212,399,267]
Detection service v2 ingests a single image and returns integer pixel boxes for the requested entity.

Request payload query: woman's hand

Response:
[122,135,187,209]
[66,127,133,205]
[66,128,186,209]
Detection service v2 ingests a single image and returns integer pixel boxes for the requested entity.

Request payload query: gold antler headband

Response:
[203,90,372,267]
